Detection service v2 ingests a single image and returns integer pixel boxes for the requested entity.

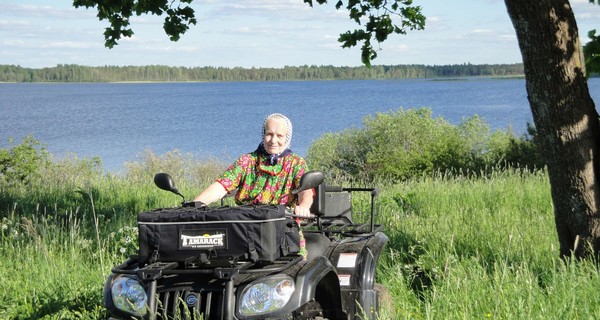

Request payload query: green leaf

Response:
[74,0,426,67]
[330,0,425,66]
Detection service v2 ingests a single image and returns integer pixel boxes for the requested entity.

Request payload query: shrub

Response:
[0,135,50,185]
[364,108,466,180]
[306,128,371,180]
[456,115,491,170]
[307,107,543,180]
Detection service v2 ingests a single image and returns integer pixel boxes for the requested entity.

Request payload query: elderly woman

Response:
[193,113,313,257]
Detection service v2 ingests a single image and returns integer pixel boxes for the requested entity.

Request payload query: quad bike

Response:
[104,171,389,319]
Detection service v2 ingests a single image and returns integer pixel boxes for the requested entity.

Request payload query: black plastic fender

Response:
[329,231,389,319]
[293,256,346,319]
[103,274,117,314]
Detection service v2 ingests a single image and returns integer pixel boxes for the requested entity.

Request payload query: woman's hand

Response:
[294,205,312,218]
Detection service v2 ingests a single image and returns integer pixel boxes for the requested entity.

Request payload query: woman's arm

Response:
[294,188,314,217]
[193,181,228,205]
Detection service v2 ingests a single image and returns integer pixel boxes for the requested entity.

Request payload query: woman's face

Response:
[263,117,288,154]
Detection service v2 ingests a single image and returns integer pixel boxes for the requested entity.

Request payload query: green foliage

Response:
[73,0,426,66]
[307,127,371,180]
[0,148,229,318]
[106,226,139,260]
[72,0,197,48]
[307,0,426,66]
[0,135,50,185]
[375,170,600,318]
[485,123,544,169]
[583,29,600,76]
[0,149,224,239]
[307,108,544,180]
[304,0,425,67]
[2,153,600,318]
[0,63,525,83]
[365,109,466,179]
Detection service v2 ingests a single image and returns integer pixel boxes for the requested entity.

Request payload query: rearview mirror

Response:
[154,172,181,194]
[292,170,324,194]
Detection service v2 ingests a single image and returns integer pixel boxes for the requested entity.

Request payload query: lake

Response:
[2,78,599,173]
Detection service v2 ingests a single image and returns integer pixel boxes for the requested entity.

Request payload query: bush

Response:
[306,128,371,180]
[364,108,466,180]
[307,108,544,180]
[0,135,50,185]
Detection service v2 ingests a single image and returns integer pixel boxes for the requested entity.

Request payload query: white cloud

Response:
[40,41,95,49]
[471,29,494,35]
[0,3,93,20]
[499,34,517,41]
[4,0,597,68]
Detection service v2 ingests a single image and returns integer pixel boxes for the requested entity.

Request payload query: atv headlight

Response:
[111,276,148,316]
[239,275,295,316]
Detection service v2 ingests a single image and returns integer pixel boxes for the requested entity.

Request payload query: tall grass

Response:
[376,169,600,319]
[1,153,598,319]
[0,151,222,319]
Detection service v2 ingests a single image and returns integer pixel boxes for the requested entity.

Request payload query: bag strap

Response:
[149,247,160,264]
[245,224,259,262]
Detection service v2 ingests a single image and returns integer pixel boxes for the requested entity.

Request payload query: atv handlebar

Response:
[180,201,317,219]
[286,212,317,220]
[182,201,207,208]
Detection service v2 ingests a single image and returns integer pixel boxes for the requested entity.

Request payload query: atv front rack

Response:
[111,254,303,276]
[110,254,304,320]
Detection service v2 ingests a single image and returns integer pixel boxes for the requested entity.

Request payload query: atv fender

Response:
[290,255,346,319]
[330,231,389,319]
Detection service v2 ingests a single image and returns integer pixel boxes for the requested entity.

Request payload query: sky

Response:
[1,0,600,68]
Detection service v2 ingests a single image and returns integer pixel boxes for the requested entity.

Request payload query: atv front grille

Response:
[154,287,226,320]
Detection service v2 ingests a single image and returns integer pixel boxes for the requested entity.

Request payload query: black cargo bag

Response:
[137,205,300,265]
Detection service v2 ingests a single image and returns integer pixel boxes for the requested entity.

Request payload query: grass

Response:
[375,170,599,319]
[1,157,599,319]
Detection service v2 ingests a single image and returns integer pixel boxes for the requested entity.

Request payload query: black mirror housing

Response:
[154,173,178,193]
[292,170,324,195]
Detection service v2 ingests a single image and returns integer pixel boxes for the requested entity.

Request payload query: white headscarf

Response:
[262,113,293,150]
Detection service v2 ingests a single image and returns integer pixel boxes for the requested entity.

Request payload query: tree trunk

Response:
[504,0,600,259]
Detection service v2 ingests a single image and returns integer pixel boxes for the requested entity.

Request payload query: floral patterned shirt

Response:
[216,151,308,206]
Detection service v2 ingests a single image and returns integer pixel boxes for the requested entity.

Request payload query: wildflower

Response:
[119,247,126,254]
[2,224,7,230]
[78,239,90,249]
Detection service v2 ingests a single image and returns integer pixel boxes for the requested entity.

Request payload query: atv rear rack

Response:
[304,185,382,236]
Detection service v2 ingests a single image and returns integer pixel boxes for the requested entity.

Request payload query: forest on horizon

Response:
[0,63,525,83]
